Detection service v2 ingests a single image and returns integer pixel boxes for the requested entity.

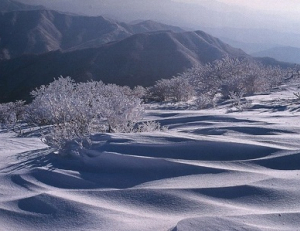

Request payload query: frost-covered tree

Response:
[132,85,147,100]
[0,100,26,132]
[148,76,194,102]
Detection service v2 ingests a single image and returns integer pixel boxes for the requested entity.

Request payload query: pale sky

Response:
[224,0,300,16]
[181,0,299,11]
[220,0,299,9]
[180,0,300,18]
[170,0,300,32]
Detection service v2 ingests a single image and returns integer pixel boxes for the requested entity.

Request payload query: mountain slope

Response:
[0,9,185,60]
[252,46,300,64]
[0,30,247,102]
[0,10,131,59]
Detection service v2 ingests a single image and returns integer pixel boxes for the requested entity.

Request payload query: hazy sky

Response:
[219,0,299,11]
[176,0,300,21]
[182,0,300,12]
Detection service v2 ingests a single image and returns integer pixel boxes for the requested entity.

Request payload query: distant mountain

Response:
[252,46,300,64]
[0,0,44,12]
[203,27,300,52]
[254,57,295,69]
[0,30,247,102]
[217,37,279,54]
[0,9,184,60]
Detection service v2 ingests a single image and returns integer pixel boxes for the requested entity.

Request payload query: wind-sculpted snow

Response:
[1,87,300,230]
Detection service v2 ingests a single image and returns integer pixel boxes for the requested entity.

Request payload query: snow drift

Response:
[1,85,300,230]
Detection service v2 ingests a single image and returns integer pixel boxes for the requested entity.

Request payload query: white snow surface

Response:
[1,85,300,231]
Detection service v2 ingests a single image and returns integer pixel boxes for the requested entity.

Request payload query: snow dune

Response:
[1,86,300,230]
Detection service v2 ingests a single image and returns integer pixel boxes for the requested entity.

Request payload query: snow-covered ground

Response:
[1,85,300,231]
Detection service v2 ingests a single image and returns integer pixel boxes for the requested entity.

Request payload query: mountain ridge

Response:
[0,29,248,102]
[252,46,300,64]
[0,9,184,60]
[0,8,293,104]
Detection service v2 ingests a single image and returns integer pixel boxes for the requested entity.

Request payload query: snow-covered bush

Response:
[195,93,215,109]
[146,57,286,109]
[0,100,26,132]
[148,76,195,102]
[180,57,287,108]
[99,83,144,132]
[136,121,167,132]
[132,85,147,100]
[26,77,145,154]
[42,123,92,155]
[26,77,77,126]
[227,90,251,112]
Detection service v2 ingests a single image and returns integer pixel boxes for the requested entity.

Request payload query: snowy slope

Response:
[1,85,300,230]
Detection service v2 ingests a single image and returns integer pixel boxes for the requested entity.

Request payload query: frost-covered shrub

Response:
[27,77,145,154]
[148,76,195,102]
[0,100,26,132]
[27,77,77,126]
[41,120,97,156]
[132,85,147,100]
[147,80,168,102]
[180,57,287,108]
[100,84,144,132]
[136,121,167,132]
[28,77,143,131]
[227,90,251,112]
[195,93,215,109]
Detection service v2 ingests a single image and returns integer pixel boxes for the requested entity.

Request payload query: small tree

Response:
[0,100,26,133]
[148,76,195,102]
[132,85,147,100]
